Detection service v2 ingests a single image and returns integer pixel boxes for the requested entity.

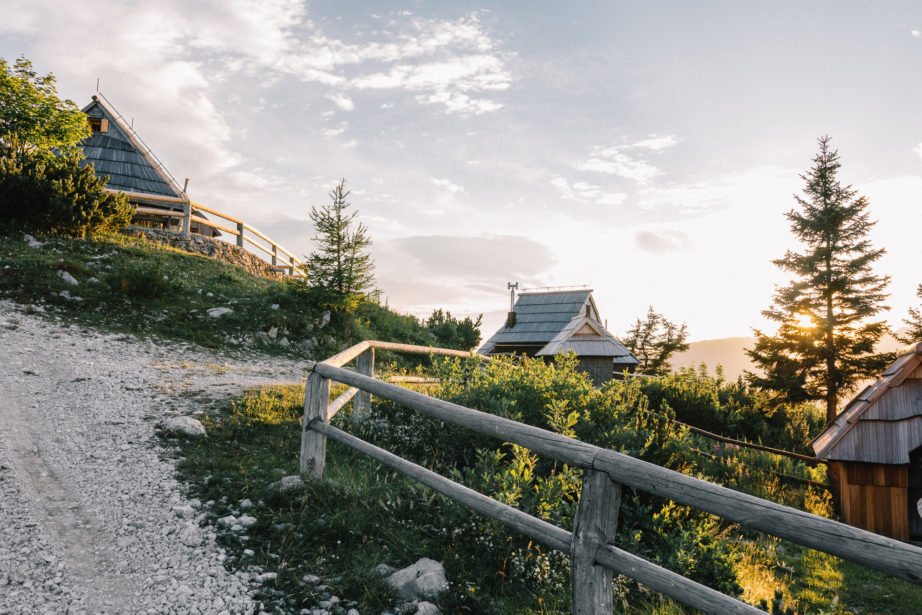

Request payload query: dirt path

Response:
[0,301,308,615]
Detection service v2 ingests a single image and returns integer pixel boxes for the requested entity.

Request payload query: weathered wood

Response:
[272,244,278,266]
[236,222,244,247]
[572,470,620,614]
[133,206,185,218]
[370,340,489,360]
[299,372,330,478]
[592,448,922,585]
[181,200,191,235]
[311,421,762,615]
[106,188,188,204]
[323,341,372,368]
[188,215,240,236]
[594,544,761,615]
[354,348,374,419]
[327,387,359,419]
[313,362,600,468]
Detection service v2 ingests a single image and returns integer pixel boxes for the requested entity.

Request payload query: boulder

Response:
[207,307,234,318]
[416,602,440,615]
[161,416,207,437]
[385,558,448,600]
[269,475,304,492]
[57,270,79,286]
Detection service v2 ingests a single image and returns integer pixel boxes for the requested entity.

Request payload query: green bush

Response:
[0,138,132,237]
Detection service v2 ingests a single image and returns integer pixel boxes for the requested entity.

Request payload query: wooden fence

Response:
[299,341,922,614]
[110,189,303,276]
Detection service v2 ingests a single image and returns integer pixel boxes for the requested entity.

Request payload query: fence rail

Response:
[299,341,922,614]
[110,189,303,276]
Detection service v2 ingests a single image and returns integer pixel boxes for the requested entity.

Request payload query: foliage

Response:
[0,136,132,236]
[303,179,375,308]
[747,136,891,421]
[0,55,90,155]
[896,284,922,345]
[623,306,690,376]
[425,308,483,350]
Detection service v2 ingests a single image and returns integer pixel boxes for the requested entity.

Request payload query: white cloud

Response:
[321,122,350,138]
[574,135,680,183]
[912,30,920,37]
[430,177,466,194]
[634,230,692,253]
[326,93,355,111]
[550,176,627,206]
[915,143,922,158]
[632,134,682,151]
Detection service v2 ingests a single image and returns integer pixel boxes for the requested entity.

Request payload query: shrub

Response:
[0,139,132,237]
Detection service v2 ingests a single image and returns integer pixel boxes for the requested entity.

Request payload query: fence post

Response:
[572,469,621,614]
[300,369,330,478]
[718,440,725,461]
[353,348,375,420]
[236,222,244,247]
[272,244,278,266]
[181,200,192,236]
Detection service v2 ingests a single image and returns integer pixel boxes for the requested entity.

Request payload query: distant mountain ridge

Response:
[671,333,907,380]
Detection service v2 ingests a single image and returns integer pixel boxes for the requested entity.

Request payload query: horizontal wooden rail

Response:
[311,420,762,615]
[690,448,830,490]
[312,361,922,585]
[134,206,185,218]
[678,419,821,464]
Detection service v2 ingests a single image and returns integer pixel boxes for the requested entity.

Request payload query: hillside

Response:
[673,333,908,380]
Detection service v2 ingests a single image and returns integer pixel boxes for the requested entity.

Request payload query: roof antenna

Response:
[506,282,518,328]
[95,78,100,92]
[130,117,134,129]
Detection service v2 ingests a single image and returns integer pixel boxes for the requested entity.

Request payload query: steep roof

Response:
[812,343,922,464]
[479,289,598,354]
[535,316,638,363]
[79,95,183,197]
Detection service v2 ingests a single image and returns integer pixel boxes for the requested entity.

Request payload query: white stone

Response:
[416,602,439,615]
[218,516,237,528]
[270,304,279,310]
[172,505,194,519]
[268,475,304,492]
[161,416,206,437]
[23,234,43,248]
[57,271,79,286]
[236,514,257,529]
[207,307,234,318]
[319,311,331,328]
[267,327,278,339]
[239,499,253,509]
[385,558,448,599]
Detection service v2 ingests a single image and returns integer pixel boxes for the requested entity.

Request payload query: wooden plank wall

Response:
[834,461,909,541]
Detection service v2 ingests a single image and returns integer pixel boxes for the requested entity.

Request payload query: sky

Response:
[2,1,921,342]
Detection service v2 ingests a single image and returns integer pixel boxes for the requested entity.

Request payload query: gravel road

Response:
[0,300,309,614]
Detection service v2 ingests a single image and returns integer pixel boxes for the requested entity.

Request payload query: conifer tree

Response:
[747,136,890,422]
[896,284,922,345]
[623,306,689,376]
[305,179,374,299]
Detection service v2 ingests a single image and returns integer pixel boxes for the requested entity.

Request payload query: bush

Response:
[0,138,132,237]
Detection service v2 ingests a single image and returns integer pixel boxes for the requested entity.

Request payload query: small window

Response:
[88,117,109,133]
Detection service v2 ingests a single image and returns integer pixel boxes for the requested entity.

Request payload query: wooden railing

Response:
[299,341,922,615]
[110,189,303,276]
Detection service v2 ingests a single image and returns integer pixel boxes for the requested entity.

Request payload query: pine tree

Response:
[305,179,374,299]
[896,284,922,345]
[622,306,689,376]
[746,136,890,422]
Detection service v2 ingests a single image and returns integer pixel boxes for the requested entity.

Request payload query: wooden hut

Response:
[812,342,922,541]
[79,94,217,236]
[479,288,638,385]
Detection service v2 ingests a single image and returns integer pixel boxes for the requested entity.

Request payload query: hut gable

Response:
[813,343,922,465]
[479,289,598,355]
[80,95,183,198]
[536,315,637,362]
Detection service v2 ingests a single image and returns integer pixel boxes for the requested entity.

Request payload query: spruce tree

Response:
[623,306,690,376]
[305,179,374,299]
[896,284,922,345]
[747,136,890,422]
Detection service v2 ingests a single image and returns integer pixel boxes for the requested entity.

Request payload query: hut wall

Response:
[831,461,909,541]
[576,356,615,387]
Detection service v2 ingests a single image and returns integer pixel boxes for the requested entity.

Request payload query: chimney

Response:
[506,281,519,328]
[506,311,517,327]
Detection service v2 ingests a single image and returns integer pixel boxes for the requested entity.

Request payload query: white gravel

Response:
[0,300,309,614]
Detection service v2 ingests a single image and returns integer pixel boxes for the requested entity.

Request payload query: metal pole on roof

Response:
[507,282,518,312]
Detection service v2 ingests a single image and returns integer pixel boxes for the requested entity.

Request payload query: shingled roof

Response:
[79,95,183,197]
[812,342,922,464]
[479,290,599,354]
[535,316,637,362]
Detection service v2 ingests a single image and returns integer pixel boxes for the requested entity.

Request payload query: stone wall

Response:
[120,226,294,281]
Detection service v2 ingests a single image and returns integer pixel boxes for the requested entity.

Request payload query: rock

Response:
[303,574,321,585]
[179,524,202,547]
[267,327,278,339]
[239,499,254,510]
[23,234,43,248]
[268,475,304,492]
[161,416,206,437]
[319,311,331,328]
[416,602,439,615]
[217,515,237,528]
[385,558,448,600]
[373,563,396,578]
[171,505,194,519]
[270,304,280,310]
[207,307,234,318]
[236,514,257,529]
[278,337,289,348]
[57,271,79,286]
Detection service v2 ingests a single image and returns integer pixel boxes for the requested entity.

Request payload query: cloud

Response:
[430,177,466,194]
[634,230,692,253]
[321,122,350,138]
[574,135,680,183]
[915,143,922,158]
[550,176,627,205]
[912,30,920,37]
[326,93,354,111]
